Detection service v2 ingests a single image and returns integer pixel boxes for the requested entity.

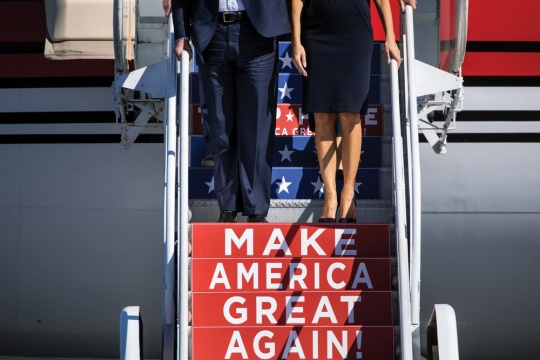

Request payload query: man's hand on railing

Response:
[175,38,193,61]
[399,0,417,12]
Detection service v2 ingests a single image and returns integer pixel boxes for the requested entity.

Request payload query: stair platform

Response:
[188,198,393,223]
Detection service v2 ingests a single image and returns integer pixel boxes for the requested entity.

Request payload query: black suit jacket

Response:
[172,0,290,59]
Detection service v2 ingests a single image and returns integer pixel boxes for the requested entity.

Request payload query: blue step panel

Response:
[272,136,382,168]
[276,41,381,104]
[189,167,380,200]
[191,42,381,75]
[278,42,381,75]
[277,73,381,105]
[190,72,380,105]
[190,135,382,168]
[190,41,382,104]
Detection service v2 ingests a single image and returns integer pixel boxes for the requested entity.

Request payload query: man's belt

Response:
[217,11,246,23]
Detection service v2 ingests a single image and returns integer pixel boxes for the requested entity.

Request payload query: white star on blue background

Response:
[277,176,293,194]
[278,82,294,100]
[278,145,294,163]
[279,52,293,69]
[354,181,362,194]
[205,177,215,193]
[311,177,324,197]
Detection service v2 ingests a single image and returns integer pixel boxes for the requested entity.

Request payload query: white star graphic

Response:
[278,145,294,163]
[311,177,324,196]
[205,176,215,193]
[286,111,295,122]
[277,176,293,194]
[280,51,293,69]
[278,82,294,100]
[354,181,362,194]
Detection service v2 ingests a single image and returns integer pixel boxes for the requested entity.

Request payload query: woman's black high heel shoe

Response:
[318,217,336,223]
[338,199,357,223]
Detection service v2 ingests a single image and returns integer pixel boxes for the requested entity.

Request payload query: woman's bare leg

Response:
[314,113,339,219]
[338,112,362,220]
[336,136,343,175]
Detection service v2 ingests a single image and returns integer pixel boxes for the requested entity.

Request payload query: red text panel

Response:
[192,258,391,292]
[191,223,390,259]
[192,291,393,327]
[192,326,395,360]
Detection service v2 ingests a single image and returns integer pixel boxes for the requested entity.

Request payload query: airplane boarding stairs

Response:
[182,41,402,359]
[114,38,411,359]
[107,2,463,359]
[119,31,460,360]
[39,0,464,357]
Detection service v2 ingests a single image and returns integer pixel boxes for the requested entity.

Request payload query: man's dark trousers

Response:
[199,18,278,216]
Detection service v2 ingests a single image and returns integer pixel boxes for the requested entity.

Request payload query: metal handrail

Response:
[163,15,177,359]
[390,58,413,360]
[164,14,190,360]
[404,4,422,327]
[177,46,191,360]
[164,15,177,327]
[451,0,469,73]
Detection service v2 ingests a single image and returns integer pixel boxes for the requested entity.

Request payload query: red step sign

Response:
[191,224,394,359]
[192,104,384,136]
[192,258,391,292]
[275,104,384,137]
[192,326,395,359]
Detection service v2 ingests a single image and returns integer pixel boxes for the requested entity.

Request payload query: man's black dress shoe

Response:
[218,211,237,223]
[247,214,268,223]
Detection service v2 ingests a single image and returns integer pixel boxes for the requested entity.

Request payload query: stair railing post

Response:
[177,46,190,360]
[404,4,422,328]
[162,14,177,359]
[391,59,413,360]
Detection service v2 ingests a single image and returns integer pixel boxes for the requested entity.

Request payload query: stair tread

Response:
[192,326,395,359]
[191,223,391,257]
[190,135,386,168]
[189,167,384,200]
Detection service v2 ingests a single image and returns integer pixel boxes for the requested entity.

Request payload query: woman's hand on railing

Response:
[399,0,416,12]
[385,37,402,68]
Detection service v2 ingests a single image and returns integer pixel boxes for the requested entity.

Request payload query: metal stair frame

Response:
[401,3,463,359]
[112,0,170,149]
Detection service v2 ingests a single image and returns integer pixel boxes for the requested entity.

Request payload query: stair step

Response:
[190,102,385,137]
[277,72,382,106]
[192,326,395,359]
[189,72,381,107]
[188,198,393,223]
[192,291,393,326]
[192,258,392,291]
[189,167,389,200]
[191,223,390,260]
[190,135,384,168]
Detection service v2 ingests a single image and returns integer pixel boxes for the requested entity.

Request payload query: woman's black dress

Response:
[301,0,374,114]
